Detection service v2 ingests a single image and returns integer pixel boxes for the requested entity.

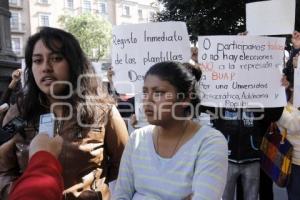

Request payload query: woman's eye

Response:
[142,90,148,96]
[33,59,42,64]
[50,56,63,63]
[142,93,148,99]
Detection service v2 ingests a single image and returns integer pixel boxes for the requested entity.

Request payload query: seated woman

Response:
[113,61,228,200]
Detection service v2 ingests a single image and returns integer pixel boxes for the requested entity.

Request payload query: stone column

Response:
[0,0,20,97]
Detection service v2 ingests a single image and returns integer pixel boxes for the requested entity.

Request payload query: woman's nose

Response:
[143,92,154,103]
[41,59,53,72]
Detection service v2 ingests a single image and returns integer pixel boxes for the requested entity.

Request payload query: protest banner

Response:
[293,58,300,107]
[246,0,295,35]
[198,36,287,108]
[112,21,191,94]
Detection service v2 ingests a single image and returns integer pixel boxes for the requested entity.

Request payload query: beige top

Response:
[277,104,300,165]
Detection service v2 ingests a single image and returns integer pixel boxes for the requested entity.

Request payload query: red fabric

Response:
[9,151,63,200]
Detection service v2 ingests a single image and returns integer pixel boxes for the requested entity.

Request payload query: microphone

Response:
[0,116,27,145]
[0,103,9,114]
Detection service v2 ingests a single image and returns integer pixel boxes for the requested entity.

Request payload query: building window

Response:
[98,2,106,13]
[83,0,91,12]
[123,6,130,16]
[11,37,22,55]
[9,0,19,5]
[138,9,143,19]
[39,14,50,26]
[149,11,155,20]
[10,12,20,30]
[38,0,49,4]
[65,0,73,9]
[9,0,18,4]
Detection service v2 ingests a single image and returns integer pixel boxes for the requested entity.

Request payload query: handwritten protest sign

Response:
[112,22,190,94]
[293,59,300,108]
[246,0,295,35]
[198,36,287,108]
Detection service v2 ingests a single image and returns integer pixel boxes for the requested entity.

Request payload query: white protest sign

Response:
[293,59,300,108]
[246,0,295,35]
[198,36,287,108]
[112,22,191,94]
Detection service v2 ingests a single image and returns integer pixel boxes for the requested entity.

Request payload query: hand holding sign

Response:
[293,57,300,107]
[292,31,300,49]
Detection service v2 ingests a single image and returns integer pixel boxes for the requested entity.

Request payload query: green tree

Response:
[155,0,246,42]
[59,13,112,61]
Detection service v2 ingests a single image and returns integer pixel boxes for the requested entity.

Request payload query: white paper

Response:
[293,59,300,107]
[112,22,191,94]
[39,113,55,138]
[246,0,295,35]
[198,36,287,108]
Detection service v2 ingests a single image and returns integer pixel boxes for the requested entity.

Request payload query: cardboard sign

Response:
[198,36,287,108]
[246,0,295,35]
[112,22,191,94]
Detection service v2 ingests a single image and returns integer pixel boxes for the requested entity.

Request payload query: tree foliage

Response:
[155,0,246,42]
[59,13,112,61]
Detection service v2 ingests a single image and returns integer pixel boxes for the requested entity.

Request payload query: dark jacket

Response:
[201,106,284,163]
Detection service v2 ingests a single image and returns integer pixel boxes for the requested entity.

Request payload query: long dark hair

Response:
[20,27,113,124]
[145,61,200,117]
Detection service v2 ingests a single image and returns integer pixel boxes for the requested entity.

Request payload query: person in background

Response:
[224,31,283,200]
[0,27,128,200]
[283,31,300,102]
[0,69,22,124]
[0,69,22,105]
[9,134,63,200]
[190,47,198,65]
[106,66,121,101]
[114,61,228,200]
[105,66,135,119]
[278,31,300,200]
